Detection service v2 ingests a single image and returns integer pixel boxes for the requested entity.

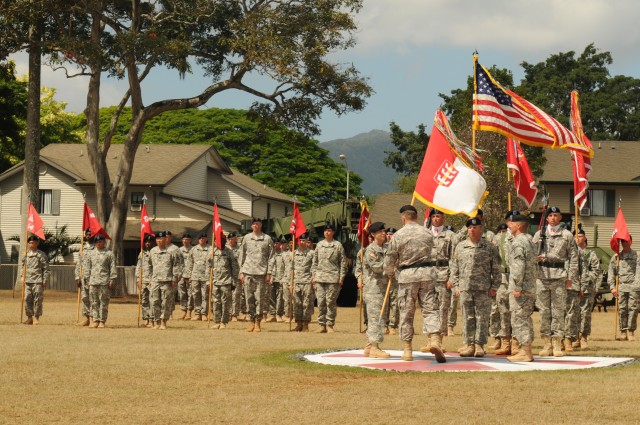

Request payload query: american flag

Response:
[473,59,592,156]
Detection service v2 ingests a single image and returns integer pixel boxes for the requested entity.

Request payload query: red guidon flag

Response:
[569,90,593,210]
[610,208,631,254]
[506,138,538,207]
[140,203,154,243]
[26,202,46,240]
[290,201,306,241]
[357,199,371,248]
[414,111,487,216]
[83,203,111,239]
[213,203,224,250]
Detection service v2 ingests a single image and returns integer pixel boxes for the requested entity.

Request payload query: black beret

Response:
[181,233,192,239]
[280,237,287,244]
[155,231,167,238]
[399,204,417,214]
[511,214,529,223]
[165,230,172,236]
[496,223,508,232]
[546,206,561,214]
[368,221,386,234]
[324,223,335,231]
[476,208,484,216]
[445,225,455,232]
[429,208,444,217]
[94,234,106,241]
[466,217,483,227]
[227,232,237,238]
[299,232,309,240]
[27,235,40,242]
[144,234,154,242]
[251,217,262,223]
[504,209,521,220]
[574,227,586,236]
[198,233,208,239]
[386,227,397,234]
[84,228,92,235]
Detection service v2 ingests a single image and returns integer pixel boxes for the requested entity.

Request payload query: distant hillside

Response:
[322,130,399,195]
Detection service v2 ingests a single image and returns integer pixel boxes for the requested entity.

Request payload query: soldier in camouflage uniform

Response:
[361,222,392,358]
[285,233,314,331]
[147,231,182,330]
[266,240,284,322]
[74,229,94,326]
[574,230,600,348]
[184,234,212,321]
[609,237,639,341]
[165,231,182,316]
[491,213,517,355]
[238,218,275,332]
[177,234,193,319]
[384,205,445,363]
[20,235,50,325]
[273,238,288,322]
[209,235,240,329]
[506,214,537,362]
[228,233,245,321]
[384,227,399,335]
[135,235,155,327]
[450,217,501,357]
[533,206,579,357]
[86,235,117,328]
[312,224,347,333]
[281,239,294,323]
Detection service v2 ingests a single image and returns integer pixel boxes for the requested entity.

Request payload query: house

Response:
[540,141,640,249]
[0,144,294,265]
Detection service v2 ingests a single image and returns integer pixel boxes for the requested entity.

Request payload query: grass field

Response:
[1,289,639,425]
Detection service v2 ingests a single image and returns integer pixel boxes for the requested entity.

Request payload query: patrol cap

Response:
[251,217,262,223]
[324,223,335,231]
[386,227,397,234]
[466,217,483,227]
[227,232,238,238]
[429,208,444,217]
[27,235,40,242]
[94,234,106,241]
[181,233,192,239]
[504,209,521,220]
[155,231,167,238]
[369,221,386,234]
[510,214,529,223]
[546,206,561,214]
[198,233,208,239]
[399,204,417,214]
[496,223,508,233]
[299,232,309,240]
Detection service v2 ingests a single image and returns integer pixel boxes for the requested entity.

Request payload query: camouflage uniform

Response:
[354,250,368,327]
[210,245,240,325]
[533,226,579,338]
[450,238,501,346]
[608,249,640,333]
[269,249,285,318]
[177,244,193,312]
[578,247,600,337]
[363,242,389,344]
[166,242,182,313]
[184,244,212,316]
[508,233,538,345]
[20,248,50,318]
[86,247,117,323]
[135,250,153,321]
[229,244,244,317]
[286,247,315,323]
[384,221,438,342]
[431,226,456,336]
[238,232,275,321]
[493,231,513,339]
[74,242,94,317]
[281,247,294,320]
[312,239,347,328]
[148,245,182,321]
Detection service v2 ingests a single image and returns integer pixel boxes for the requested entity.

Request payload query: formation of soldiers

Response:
[17,204,639,365]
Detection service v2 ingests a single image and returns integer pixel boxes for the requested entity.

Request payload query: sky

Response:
[11,0,640,143]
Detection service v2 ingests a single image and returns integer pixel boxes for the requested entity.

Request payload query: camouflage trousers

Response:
[269,281,285,317]
[564,289,581,340]
[189,280,209,315]
[294,282,314,322]
[81,281,91,317]
[448,290,459,327]
[150,281,174,321]
[231,281,246,316]
[244,274,268,321]
[90,284,111,323]
[579,292,596,336]
[398,281,440,342]
[141,283,151,320]
[316,282,341,327]
[24,283,44,318]
[460,289,492,345]
[177,278,189,312]
[436,281,453,335]
[495,285,511,338]
[212,284,233,324]
[282,282,294,319]
[509,291,536,345]
[364,280,387,344]
[617,291,640,331]
[383,281,399,329]
[536,279,567,338]
[489,296,500,337]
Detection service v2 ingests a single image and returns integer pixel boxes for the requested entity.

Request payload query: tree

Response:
[0,60,27,172]
[10,224,80,264]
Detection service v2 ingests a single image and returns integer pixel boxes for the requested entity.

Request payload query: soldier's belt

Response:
[435,260,449,267]
[539,261,565,269]
[398,261,436,270]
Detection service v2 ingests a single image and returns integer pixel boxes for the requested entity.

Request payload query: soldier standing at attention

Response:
[533,206,579,356]
[177,234,193,320]
[287,233,315,332]
[75,228,94,326]
[362,222,392,358]
[384,227,399,335]
[184,234,212,321]
[20,235,50,325]
[506,214,537,362]
[86,234,117,328]
[238,218,275,333]
[450,217,501,357]
[384,205,445,363]
[609,237,639,341]
[210,235,240,329]
[267,240,283,322]
[273,238,288,322]
[165,231,182,315]
[227,232,245,322]
[575,229,600,349]
[148,231,182,330]
[312,224,347,333]
[135,234,155,327]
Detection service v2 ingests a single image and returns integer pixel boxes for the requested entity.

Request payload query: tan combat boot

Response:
[184,311,192,320]
[301,322,309,332]
[33,316,40,325]
[459,343,475,357]
[572,335,581,349]
[474,344,485,357]
[238,313,246,321]
[253,319,262,332]
[507,343,534,362]
[457,343,468,354]
[539,337,553,356]
[97,322,105,328]
[293,321,303,332]
[491,337,502,350]
[419,339,432,353]
[151,321,160,329]
[551,337,564,357]
[579,334,589,349]
[327,325,335,333]
[159,320,167,330]
[617,330,628,341]
[364,343,372,357]
[315,325,327,333]
[203,314,209,321]
[495,337,512,355]
[563,338,574,352]
[628,331,636,341]
[220,323,227,329]
[429,333,446,363]
[90,320,99,328]
[180,310,187,320]
[511,338,521,355]
[370,344,391,359]
[24,316,33,325]
[401,341,413,361]
[389,328,397,335]
[191,313,201,321]
[246,320,255,332]
[447,326,455,336]
[231,315,238,322]
[439,334,447,353]
[277,315,284,323]
[78,316,90,326]
[145,320,154,328]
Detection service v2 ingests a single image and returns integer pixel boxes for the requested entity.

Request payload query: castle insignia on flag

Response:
[435,160,458,187]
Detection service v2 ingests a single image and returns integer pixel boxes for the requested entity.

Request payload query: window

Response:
[569,189,615,217]
[131,192,144,206]
[38,189,60,215]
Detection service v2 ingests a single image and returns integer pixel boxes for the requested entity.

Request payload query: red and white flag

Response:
[357,199,371,248]
[26,202,46,240]
[569,90,593,210]
[506,138,538,207]
[610,208,631,254]
[213,203,224,250]
[290,201,306,241]
[83,203,110,240]
[414,111,487,216]
[140,203,154,243]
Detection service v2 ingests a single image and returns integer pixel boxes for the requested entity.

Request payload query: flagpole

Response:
[137,195,147,328]
[208,200,217,327]
[507,163,512,210]
[19,226,28,324]
[378,276,393,327]
[472,54,478,152]
[358,234,364,334]
[614,198,622,339]
[77,227,84,322]
[289,236,295,332]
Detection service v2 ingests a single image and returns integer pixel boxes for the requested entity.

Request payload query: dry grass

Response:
[1,289,639,425]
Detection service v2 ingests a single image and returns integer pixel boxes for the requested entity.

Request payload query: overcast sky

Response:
[11,0,640,142]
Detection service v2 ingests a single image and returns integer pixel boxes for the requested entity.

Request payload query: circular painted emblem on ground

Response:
[304,349,634,372]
